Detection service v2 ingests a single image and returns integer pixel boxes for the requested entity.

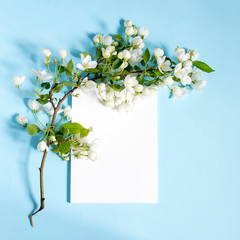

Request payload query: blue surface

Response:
[0,0,240,239]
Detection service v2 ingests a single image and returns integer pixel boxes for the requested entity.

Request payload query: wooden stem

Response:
[29,84,77,227]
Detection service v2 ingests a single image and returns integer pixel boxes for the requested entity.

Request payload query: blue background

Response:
[0,0,239,239]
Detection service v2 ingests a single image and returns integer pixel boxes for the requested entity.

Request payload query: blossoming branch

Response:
[14,19,214,226]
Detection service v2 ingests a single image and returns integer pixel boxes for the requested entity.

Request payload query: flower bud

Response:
[16,114,28,126]
[88,151,97,161]
[124,20,132,27]
[49,136,56,142]
[59,49,68,59]
[134,84,143,92]
[154,48,164,57]
[41,48,52,57]
[164,76,174,86]
[13,75,25,87]
[28,99,41,112]
[117,52,123,59]
[122,50,131,60]
[37,141,49,152]
[126,26,135,36]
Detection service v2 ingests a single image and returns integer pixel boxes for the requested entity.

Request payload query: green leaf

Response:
[67,59,74,71]
[85,68,99,73]
[141,59,146,67]
[59,122,89,137]
[59,141,71,154]
[137,75,145,84]
[53,83,64,93]
[58,65,64,74]
[134,65,142,71]
[41,82,50,90]
[64,68,72,77]
[193,61,215,73]
[112,59,123,69]
[38,94,49,104]
[96,46,102,59]
[27,124,41,135]
[173,76,180,82]
[51,147,60,153]
[153,69,162,77]
[143,48,150,64]
[114,34,124,42]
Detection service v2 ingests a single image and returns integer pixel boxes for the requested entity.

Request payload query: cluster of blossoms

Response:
[14,19,214,160]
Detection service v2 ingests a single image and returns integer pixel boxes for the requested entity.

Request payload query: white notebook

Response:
[71,91,158,203]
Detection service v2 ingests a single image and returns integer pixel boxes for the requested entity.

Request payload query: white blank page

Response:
[71,91,158,203]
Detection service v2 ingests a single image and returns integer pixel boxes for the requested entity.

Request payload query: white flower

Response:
[43,102,63,115]
[175,47,190,62]
[132,36,145,49]
[124,20,132,27]
[98,83,106,92]
[88,151,97,161]
[129,48,143,66]
[31,69,53,81]
[124,75,138,93]
[16,114,28,126]
[41,48,51,57]
[28,99,41,112]
[142,87,150,97]
[164,76,174,86]
[174,63,192,86]
[192,80,207,92]
[120,61,128,69]
[190,50,199,60]
[114,97,122,107]
[106,46,115,53]
[64,105,72,121]
[154,48,164,57]
[126,26,135,36]
[117,52,123,59]
[85,80,96,89]
[137,27,149,39]
[77,54,97,70]
[191,69,206,92]
[37,141,49,152]
[183,60,192,68]
[13,75,25,87]
[157,56,172,73]
[104,100,115,108]
[59,49,68,59]
[101,36,114,46]
[93,34,102,44]
[122,50,131,60]
[134,84,143,92]
[49,136,56,142]
[191,69,202,81]
[102,48,111,58]
[172,86,184,98]
[61,153,70,161]
[117,102,133,113]
[105,86,115,100]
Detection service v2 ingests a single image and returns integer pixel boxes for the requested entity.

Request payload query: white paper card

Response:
[71,91,158,203]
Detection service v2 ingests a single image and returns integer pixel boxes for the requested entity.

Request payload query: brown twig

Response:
[29,84,77,227]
